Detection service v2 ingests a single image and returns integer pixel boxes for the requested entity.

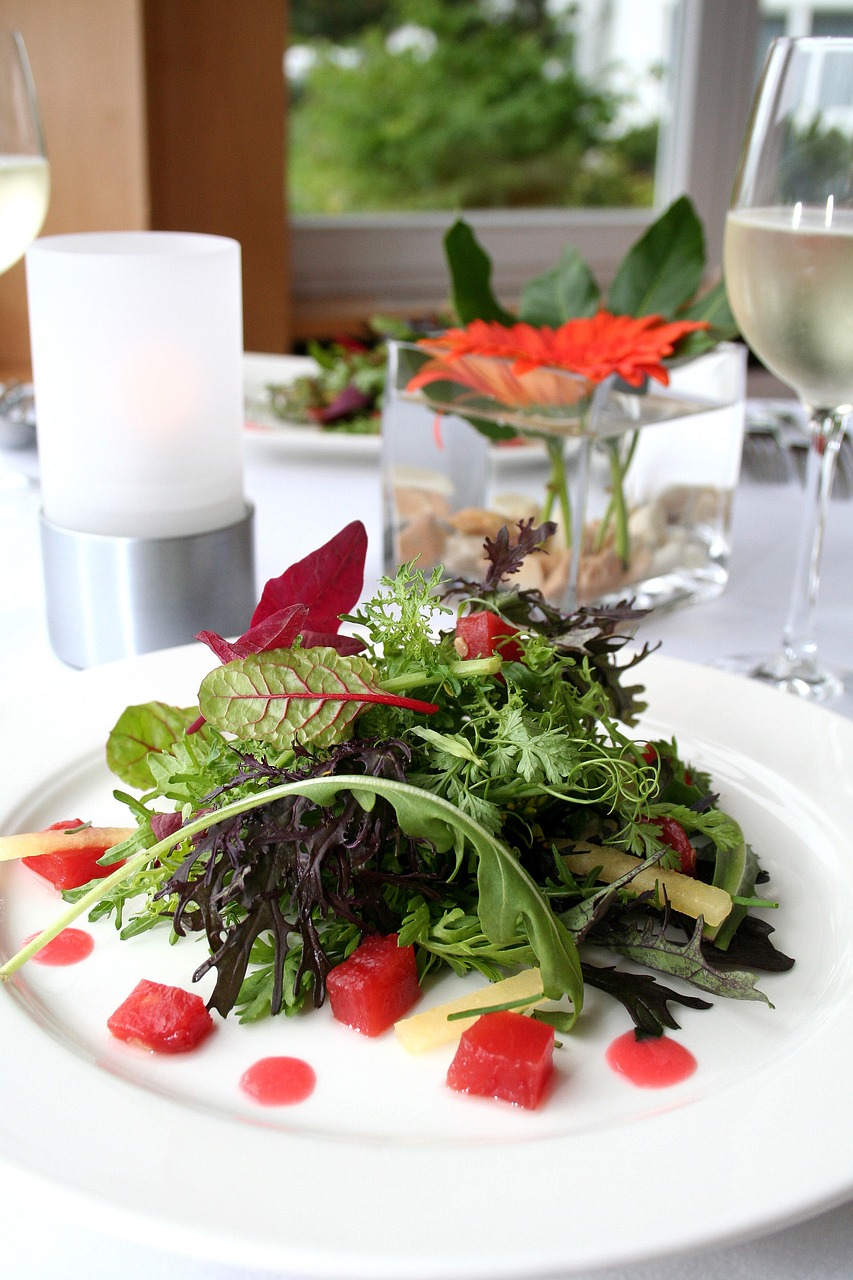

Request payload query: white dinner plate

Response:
[243,352,382,458]
[1,645,852,1278]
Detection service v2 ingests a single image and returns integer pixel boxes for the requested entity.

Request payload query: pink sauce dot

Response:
[605,1029,697,1088]
[240,1056,316,1106]
[25,928,94,967]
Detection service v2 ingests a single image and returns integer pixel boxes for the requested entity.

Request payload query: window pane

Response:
[812,12,853,37]
[289,1,760,341]
[756,8,853,97]
[287,0,673,215]
[757,3,853,48]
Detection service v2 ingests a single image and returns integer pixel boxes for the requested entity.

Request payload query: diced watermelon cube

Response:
[454,611,523,663]
[446,1010,555,1108]
[23,819,126,890]
[107,979,214,1054]
[326,933,420,1036]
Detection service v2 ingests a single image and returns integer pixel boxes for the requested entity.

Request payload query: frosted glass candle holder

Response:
[26,231,256,666]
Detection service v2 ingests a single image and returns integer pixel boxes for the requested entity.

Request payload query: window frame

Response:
[289,0,760,338]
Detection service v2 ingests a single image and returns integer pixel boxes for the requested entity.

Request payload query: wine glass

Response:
[0,30,48,490]
[723,36,853,702]
[0,31,48,272]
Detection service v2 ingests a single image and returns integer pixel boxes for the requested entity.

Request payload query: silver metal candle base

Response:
[40,505,256,668]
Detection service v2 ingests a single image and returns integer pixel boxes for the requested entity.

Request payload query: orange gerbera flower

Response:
[406,347,594,415]
[416,311,709,388]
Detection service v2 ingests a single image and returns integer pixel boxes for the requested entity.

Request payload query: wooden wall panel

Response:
[143,0,290,354]
[0,0,289,376]
[0,0,148,376]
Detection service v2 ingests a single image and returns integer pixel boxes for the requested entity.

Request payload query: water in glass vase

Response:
[0,153,48,273]
[724,206,853,409]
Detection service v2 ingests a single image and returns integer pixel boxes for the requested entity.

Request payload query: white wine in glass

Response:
[723,36,853,702]
[0,30,48,494]
[0,30,48,275]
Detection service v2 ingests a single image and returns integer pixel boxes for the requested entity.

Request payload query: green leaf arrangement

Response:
[444,195,737,344]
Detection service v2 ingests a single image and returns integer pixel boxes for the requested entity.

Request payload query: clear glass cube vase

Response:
[382,339,746,612]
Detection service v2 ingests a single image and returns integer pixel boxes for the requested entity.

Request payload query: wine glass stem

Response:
[779,408,845,670]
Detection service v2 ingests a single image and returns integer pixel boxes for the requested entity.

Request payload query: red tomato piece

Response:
[454,611,523,663]
[646,816,696,876]
[326,933,420,1037]
[446,1010,555,1108]
[23,819,127,891]
[107,979,214,1054]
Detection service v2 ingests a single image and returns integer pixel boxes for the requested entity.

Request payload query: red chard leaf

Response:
[198,648,437,749]
[300,629,365,655]
[195,523,368,665]
[234,605,310,656]
[195,631,243,663]
[196,604,308,663]
[250,520,368,634]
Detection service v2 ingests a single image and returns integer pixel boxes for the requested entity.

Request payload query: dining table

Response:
[0,354,851,1280]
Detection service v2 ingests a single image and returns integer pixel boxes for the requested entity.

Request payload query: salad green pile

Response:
[13,520,792,1037]
[265,317,418,435]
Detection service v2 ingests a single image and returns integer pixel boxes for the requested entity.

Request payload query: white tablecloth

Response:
[0,387,851,1280]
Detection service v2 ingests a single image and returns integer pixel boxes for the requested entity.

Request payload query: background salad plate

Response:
[243,352,382,458]
[1,644,852,1279]
[242,353,543,465]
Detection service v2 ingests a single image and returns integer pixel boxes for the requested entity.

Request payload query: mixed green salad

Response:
[3,520,792,1035]
[264,318,418,435]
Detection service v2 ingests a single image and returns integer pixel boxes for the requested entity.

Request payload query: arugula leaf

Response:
[263,773,584,1012]
[296,775,583,1009]
[3,745,584,1017]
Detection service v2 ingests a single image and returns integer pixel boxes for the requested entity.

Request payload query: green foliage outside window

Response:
[288,0,659,215]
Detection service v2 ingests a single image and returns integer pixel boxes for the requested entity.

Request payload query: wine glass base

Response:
[712,652,847,703]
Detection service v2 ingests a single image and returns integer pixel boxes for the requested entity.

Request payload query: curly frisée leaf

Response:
[197,647,438,749]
